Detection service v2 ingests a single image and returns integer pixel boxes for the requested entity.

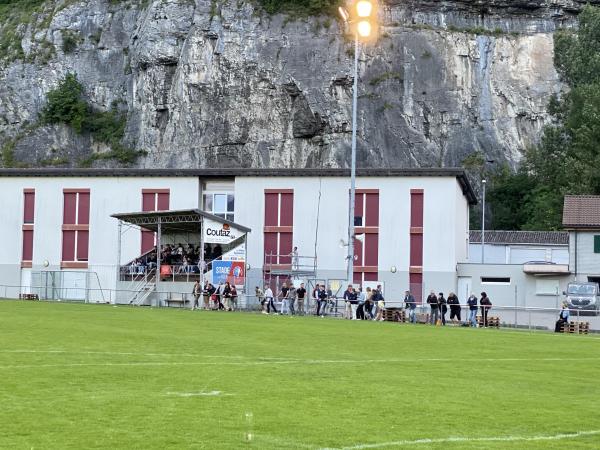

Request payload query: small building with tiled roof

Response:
[562,195,600,283]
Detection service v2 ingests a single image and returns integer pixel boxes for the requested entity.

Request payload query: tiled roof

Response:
[563,195,600,228]
[469,230,568,245]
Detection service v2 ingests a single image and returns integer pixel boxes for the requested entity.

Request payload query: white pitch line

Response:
[323,429,600,449]
[0,356,598,370]
[165,391,233,397]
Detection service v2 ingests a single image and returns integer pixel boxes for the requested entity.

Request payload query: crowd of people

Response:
[127,243,224,275]
[191,280,239,311]
[418,290,493,327]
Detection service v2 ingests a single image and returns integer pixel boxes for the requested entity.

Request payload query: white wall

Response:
[235,175,470,297]
[0,176,199,294]
[570,231,600,280]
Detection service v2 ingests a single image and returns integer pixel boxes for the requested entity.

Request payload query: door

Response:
[457,277,472,303]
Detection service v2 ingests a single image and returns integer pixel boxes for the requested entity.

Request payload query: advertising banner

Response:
[212,260,246,286]
[203,218,243,245]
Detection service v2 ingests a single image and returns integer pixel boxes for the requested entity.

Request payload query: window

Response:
[203,193,234,222]
[536,279,559,295]
[62,189,90,266]
[481,277,511,285]
[141,189,170,254]
[22,189,35,267]
[594,236,600,253]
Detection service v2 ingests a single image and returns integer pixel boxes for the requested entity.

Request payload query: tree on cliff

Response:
[488,5,600,230]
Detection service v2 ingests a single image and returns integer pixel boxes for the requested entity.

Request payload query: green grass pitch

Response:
[0,300,599,449]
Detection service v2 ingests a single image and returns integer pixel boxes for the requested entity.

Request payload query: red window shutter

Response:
[278,233,293,264]
[410,192,424,228]
[410,234,423,266]
[77,230,89,261]
[409,273,423,303]
[365,193,379,227]
[23,192,35,224]
[22,230,33,261]
[280,193,294,227]
[63,193,77,225]
[142,193,155,212]
[62,231,76,261]
[264,233,278,262]
[264,193,279,226]
[364,234,379,266]
[354,193,364,219]
[364,272,379,282]
[77,192,90,225]
[353,272,363,285]
[141,231,155,254]
[157,193,169,211]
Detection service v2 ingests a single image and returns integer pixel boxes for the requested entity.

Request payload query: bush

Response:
[257,0,341,16]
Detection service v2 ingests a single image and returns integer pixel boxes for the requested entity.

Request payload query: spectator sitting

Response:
[555,302,570,332]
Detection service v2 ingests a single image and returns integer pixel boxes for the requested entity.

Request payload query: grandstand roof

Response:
[111,209,251,234]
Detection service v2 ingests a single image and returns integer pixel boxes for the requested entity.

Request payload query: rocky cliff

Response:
[0,0,595,169]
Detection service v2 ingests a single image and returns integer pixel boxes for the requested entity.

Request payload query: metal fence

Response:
[0,284,598,332]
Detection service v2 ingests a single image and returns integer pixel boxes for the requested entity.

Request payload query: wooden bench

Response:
[164,294,190,308]
[562,321,590,335]
[383,308,406,322]
[19,293,39,300]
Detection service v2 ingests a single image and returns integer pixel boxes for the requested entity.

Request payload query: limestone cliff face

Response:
[0,0,594,168]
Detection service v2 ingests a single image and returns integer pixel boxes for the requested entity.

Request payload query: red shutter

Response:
[353,272,363,285]
[410,192,424,227]
[62,231,76,261]
[142,193,155,212]
[355,193,364,221]
[409,273,423,303]
[63,193,77,224]
[157,193,169,211]
[279,232,293,264]
[354,236,364,267]
[22,230,33,261]
[77,231,89,261]
[364,234,378,266]
[23,192,35,224]
[264,193,279,226]
[141,231,155,254]
[78,192,90,225]
[264,233,278,262]
[365,193,379,227]
[410,234,423,266]
[280,193,294,227]
[364,272,379,282]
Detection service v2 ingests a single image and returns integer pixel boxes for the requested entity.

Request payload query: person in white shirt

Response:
[264,286,278,315]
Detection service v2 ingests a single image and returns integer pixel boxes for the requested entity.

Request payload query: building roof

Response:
[562,195,600,229]
[469,230,569,246]
[111,209,251,234]
[0,167,478,205]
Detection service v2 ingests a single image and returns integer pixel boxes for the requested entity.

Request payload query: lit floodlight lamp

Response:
[357,20,372,38]
[356,0,373,18]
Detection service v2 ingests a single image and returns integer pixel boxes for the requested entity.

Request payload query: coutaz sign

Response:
[203,218,240,244]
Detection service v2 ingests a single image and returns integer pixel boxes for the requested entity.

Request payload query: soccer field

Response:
[0,301,599,449]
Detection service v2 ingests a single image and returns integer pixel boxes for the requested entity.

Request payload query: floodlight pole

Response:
[347,31,359,287]
[481,179,486,264]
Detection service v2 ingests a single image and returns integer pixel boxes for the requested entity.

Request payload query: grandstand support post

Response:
[116,220,122,290]
[244,235,249,307]
[157,218,162,307]
[199,217,205,289]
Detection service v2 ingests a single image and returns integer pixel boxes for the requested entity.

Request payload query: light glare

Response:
[356,1,373,18]
[338,6,350,23]
[357,20,372,37]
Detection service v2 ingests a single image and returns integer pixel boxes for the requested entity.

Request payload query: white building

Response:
[0,168,476,305]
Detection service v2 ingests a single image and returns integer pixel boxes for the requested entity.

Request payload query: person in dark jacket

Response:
[447,292,461,325]
[343,285,358,319]
[426,291,439,325]
[555,302,570,332]
[467,293,478,327]
[480,292,492,327]
[438,292,447,325]
[316,285,328,316]
[404,290,417,323]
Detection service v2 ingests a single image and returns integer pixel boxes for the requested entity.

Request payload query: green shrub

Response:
[257,0,341,16]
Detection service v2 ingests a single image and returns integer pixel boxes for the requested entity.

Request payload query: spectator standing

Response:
[555,302,570,332]
[255,286,265,312]
[426,291,439,325]
[365,287,374,319]
[404,290,417,323]
[316,285,328,317]
[222,282,233,311]
[264,285,277,315]
[290,246,299,270]
[288,285,297,316]
[438,292,447,326]
[480,292,492,327]
[356,287,366,320]
[230,285,238,311]
[279,282,290,315]
[296,283,307,316]
[202,281,212,310]
[192,280,201,310]
[467,293,478,327]
[447,292,461,325]
[374,285,385,321]
[343,285,358,320]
